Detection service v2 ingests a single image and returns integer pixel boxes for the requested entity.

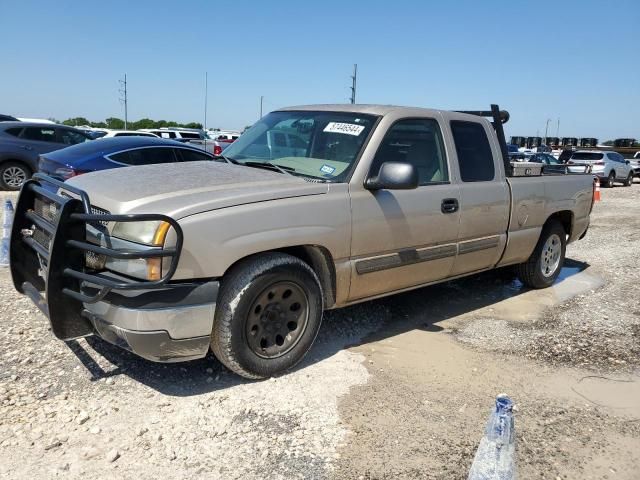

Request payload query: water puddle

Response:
[478,263,604,324]
[571,375,640,415]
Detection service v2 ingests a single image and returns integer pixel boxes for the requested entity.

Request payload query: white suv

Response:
[568,150,634,187]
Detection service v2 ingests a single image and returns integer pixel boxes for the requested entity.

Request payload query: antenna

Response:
[349,64,357,104]
[118,74,128,130]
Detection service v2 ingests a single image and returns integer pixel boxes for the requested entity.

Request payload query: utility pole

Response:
[544,118,551,141]
[556,118,560,137]
[204,72,208,131]
[350,64,357,104]
[259,95,264,119]
[119,74,128,130]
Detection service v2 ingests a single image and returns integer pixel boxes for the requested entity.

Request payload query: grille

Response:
[34,197,60,224]
[30,196,111,271]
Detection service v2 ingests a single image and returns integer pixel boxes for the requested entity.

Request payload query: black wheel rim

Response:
[245,281,309,359]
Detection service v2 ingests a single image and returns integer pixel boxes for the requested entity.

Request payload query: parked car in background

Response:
[37,136,214,182]
[0,122,92,190]
[629,152,640,179]
[529,153,563,165]
[208,131,241,142]
[95,130,159,139]
[139,127,205,140]
[529,152,567,173]
[0,114,19,122]
[507,144,526,161]
[567,150,634,187]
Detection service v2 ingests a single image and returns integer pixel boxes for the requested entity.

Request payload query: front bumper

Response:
[82,281,218,362]
[10,174,214,363]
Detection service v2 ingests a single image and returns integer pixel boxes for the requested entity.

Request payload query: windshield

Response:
[571,152,604,161]
[222,111,377,181]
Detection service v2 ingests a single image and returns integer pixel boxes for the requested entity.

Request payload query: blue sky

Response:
[2,0,638,140]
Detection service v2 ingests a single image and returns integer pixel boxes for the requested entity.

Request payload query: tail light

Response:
[213,145,222,156]
[567,160,575,165]
[54,167,86,180]
[593,161,605,166]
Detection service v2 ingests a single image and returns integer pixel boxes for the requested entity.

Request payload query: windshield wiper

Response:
[243,161,296,176]
[213,154,238,165]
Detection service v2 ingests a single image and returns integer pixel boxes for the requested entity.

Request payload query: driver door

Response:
[349,117,461,301]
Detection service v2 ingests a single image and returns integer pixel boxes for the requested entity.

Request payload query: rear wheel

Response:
[605,171,615,188]
[0,162,31,190]
[624,172,633,187]
[516,220,566,289]
[210,253,323,379]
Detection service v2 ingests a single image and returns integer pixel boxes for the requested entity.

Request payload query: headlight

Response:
[106,221,172,280]
[111,220,170,246]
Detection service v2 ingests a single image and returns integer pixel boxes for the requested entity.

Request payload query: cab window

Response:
[371,118,449,185]
[450,121,495,182]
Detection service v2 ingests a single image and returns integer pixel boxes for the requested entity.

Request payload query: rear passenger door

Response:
[20,126,61,155]
[448,119,510,276]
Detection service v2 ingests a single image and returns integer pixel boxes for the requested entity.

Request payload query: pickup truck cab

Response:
[10,105,595,379]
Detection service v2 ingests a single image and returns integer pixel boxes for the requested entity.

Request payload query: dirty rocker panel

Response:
[10,174,184,341]
[355,244,457,275]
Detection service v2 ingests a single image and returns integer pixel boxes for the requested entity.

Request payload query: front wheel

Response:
[624,172,633,187]
[210,253,323,379]
[516,220,566,289]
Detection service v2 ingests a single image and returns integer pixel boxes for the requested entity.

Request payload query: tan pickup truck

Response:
[10,104,595,378]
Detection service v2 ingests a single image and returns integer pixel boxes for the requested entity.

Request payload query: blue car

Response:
[38,136,214,181]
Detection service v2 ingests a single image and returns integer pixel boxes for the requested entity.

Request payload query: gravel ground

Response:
[1,182,639,479]
[456,183,640,370]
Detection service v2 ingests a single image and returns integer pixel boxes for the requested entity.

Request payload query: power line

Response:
[349,64,357,104]
[118,74,128,130]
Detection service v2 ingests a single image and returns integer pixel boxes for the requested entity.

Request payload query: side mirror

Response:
[626,160,631,165]
[365,162,419,190]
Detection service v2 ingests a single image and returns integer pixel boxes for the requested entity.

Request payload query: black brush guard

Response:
[10,174,183,340]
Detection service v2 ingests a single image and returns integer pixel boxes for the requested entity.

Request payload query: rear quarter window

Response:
[178,148,213,162]
[110,147,178,165]
[450,120,495,182]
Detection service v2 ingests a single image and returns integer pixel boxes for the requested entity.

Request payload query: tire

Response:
[0,161,31,191]
[624,172,633,187]
[605,171,615,188]
[211,252,323,379]
[516,220,566,289]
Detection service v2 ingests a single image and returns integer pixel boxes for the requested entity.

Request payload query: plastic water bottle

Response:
[0,199,14,267]
[468,394,516,480]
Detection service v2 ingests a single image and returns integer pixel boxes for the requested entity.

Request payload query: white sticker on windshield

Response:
[323,122,365,136]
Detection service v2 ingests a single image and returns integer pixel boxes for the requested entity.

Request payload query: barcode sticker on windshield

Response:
[323,122,365,136]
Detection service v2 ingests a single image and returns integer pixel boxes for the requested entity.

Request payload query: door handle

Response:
[441,198,459,214]
[22,145,33,151]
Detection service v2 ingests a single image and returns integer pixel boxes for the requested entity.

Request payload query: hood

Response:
[66,161,328,218]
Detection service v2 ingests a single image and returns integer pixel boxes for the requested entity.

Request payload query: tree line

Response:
[54,117,203,130]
